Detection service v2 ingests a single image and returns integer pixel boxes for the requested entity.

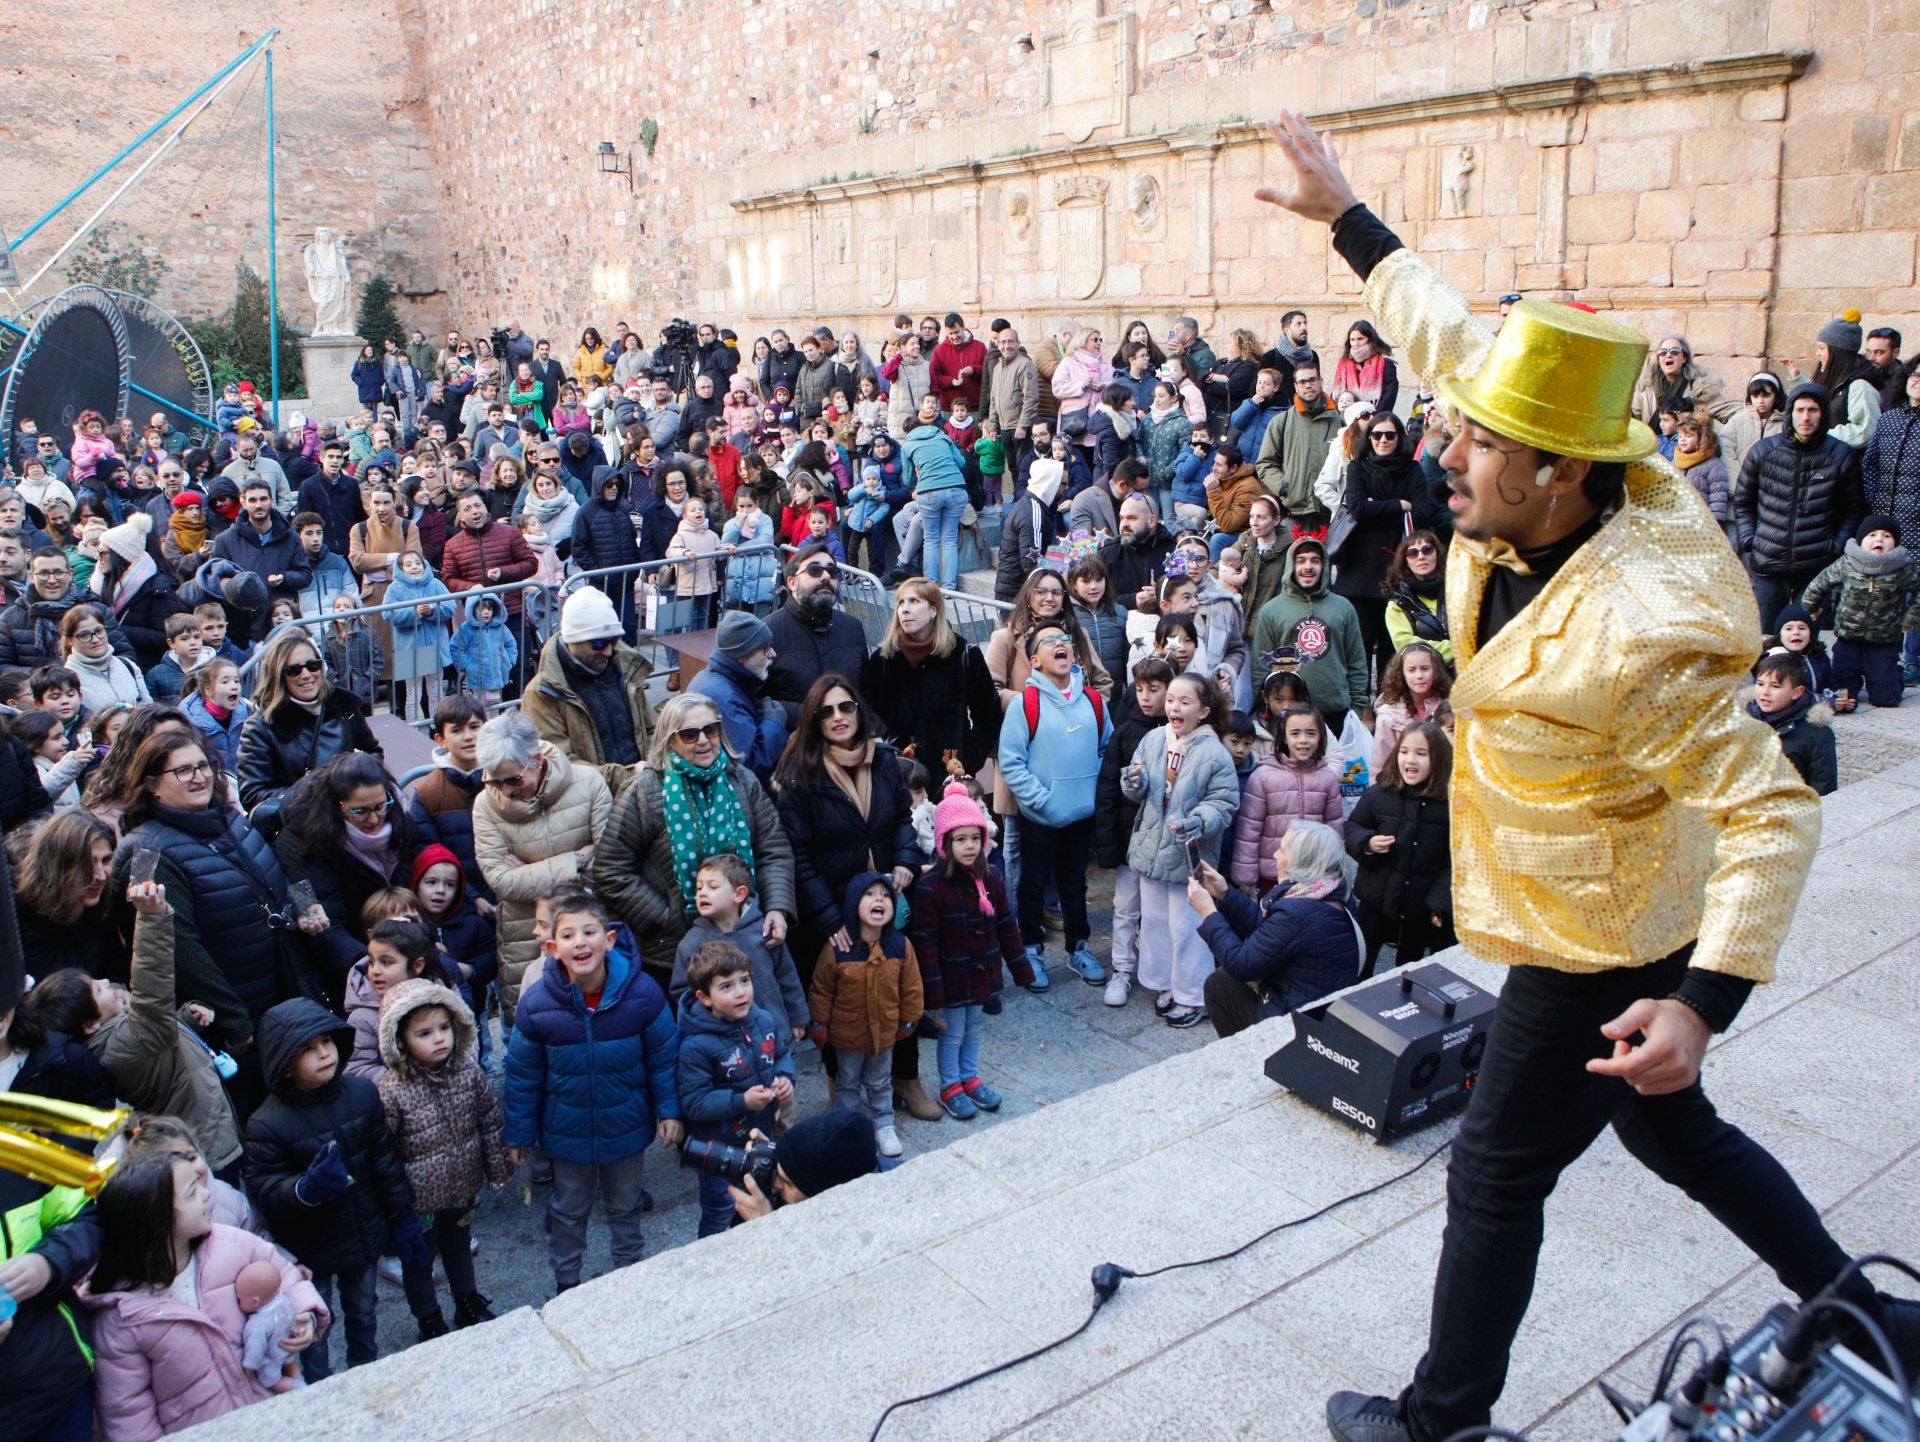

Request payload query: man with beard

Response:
[295,438,366,557]
[764,545,868,725]
[1248,534,1369,733]
[218,428,295,512]
[643,378,683,453]
[521,586,655,797]
[687,609,789,785]
[442,490,538,681]
[678,373,724,448]
[210,478,311,604]
[1098,494,1177,611]
[1255,108,1920,1442]
[1865,326,1903,406]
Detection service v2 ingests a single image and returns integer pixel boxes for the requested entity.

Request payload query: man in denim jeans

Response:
[1251,110,1920,1442]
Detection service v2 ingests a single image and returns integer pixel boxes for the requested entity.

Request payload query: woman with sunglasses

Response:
[1383,529,1452,666]
[770,675,932,1116]
[115,730,326,1103]
[1329,410,1432,683]
[593,694,794,985]
[273,751,423,984]
[234,630,381,824]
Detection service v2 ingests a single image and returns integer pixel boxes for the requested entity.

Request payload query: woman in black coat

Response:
[11,809,124,983]
[1331,411,1433,682]
[91,535,185,671]
[772,672,934,1116]
[235,629,381,822]
[274,751,423,991]
[110,728,325,1114]
[1344,720,1455,975]
[860,580,1002,778]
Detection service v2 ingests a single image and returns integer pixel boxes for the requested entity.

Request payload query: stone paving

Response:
[192,700,1920,1441]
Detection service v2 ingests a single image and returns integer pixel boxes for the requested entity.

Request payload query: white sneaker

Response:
[1103,971,1134,1007]
[875,1124,904,1158]
[1154,990,1177,1015]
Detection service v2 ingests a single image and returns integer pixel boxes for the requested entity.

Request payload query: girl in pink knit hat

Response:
[910,780,1033,1119]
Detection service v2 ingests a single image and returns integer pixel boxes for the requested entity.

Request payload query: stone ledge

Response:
[186,702,1920,1442]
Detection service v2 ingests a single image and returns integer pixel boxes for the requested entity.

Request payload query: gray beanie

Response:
[715,609,774,660]
[1817,309,1864,354]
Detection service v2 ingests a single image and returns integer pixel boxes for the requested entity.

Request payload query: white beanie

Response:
[99,511,153,563]
[1342,401,1376,426]
[559,586,625,643]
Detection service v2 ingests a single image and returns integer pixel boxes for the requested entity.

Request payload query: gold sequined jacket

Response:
[1363,248,1818,983]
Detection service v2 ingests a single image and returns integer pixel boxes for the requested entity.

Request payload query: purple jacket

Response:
[1231,754,1345,889]
[84,1223,327,1442]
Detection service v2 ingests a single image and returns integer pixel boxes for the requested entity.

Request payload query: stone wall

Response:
[9,0,1917,386]
[402,0,1914,387]
[3,1,449,325]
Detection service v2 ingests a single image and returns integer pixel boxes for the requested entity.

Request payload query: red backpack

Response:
[1024,683,1105,740]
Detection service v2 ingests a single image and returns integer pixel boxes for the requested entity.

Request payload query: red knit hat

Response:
[172,489,207,510]
[409,842,468,918]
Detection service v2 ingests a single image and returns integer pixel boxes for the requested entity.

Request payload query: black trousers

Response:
[1399,949,1857,1442]
[1017,816,1093,950]
[1347,595,1393,690]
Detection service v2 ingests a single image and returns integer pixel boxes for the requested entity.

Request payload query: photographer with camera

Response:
[675,940,796,1237]
[653,319,699,397]
[709,1108,880,1223]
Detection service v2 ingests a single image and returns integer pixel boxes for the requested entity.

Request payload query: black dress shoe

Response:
[1325,1391,1413,1442]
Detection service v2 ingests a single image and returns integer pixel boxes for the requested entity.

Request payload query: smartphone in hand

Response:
[1187,838,1204,877]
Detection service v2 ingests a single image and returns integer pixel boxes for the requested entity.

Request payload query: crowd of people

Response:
[0,266,1913,1439]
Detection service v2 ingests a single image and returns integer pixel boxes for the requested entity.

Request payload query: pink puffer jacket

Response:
[341,960,389,1084]
[1231,754,1345,888]
[84,1224,327,1442]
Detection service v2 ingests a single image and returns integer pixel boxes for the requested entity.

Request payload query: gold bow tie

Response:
[1452,533,1535,576]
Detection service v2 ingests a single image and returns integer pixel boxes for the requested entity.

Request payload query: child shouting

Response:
[676,940,797,1237]
[808,872,923,1159]
[914,782,1031,1118]
[504,890,682,1295]
[376,978,512,1339]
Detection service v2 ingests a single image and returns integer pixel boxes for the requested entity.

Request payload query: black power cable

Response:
[866,1134,1455,1441]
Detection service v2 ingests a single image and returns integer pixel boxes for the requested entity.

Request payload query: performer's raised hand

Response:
[1254,110,1360,224]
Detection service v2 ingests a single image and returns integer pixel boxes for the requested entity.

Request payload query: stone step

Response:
[956,567,999,599]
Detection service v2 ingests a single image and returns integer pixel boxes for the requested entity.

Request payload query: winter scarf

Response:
[168,509,207,557]
[661,751,756,911]
[342,818,398,879]
[99,551,158,616]
[1672,446,1713,472]
[1280,873,1345,903]
[824,738,876,820]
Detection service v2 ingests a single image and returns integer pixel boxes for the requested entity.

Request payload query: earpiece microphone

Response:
[1534,463,1556,488]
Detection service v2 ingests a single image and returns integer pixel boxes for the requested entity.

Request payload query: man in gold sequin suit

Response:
[1252,113,1919,1442]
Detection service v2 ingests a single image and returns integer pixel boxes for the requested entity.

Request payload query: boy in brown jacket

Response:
[808,872,923,1159]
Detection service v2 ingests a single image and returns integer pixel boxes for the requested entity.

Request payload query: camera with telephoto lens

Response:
[681,1135,780,1199]
[661,317,698,352]
[488,327,511,360]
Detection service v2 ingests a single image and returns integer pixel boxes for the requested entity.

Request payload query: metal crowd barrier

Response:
[237,545,790,730]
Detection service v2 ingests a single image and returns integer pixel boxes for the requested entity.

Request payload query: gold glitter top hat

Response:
[1432,300,1658,463]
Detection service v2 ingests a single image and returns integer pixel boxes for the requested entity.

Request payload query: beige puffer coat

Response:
[375,979,511,1213]
[472,742,614,1021]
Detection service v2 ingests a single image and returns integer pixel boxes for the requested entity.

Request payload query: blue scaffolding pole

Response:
[266,46,280,427]
[12,30,280,252]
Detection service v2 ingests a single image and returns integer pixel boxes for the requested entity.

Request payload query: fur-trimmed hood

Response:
[377,977,477,1079]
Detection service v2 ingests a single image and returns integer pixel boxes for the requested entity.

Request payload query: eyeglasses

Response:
[819,699,860,719]
[159,760,212,784]
[71,626,107,642]
[1032,631,1072,649]
[799,562,840,579]
[281,658,325,677]
[1369,429,1399,440]
[1405,543,1437,557]
[673,721,725,745]
[584,636,618,652]
[341,799,391,818]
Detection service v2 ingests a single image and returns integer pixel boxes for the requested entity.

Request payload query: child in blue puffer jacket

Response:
[675,939,795,1237]
[385,552,454,721]
[503,890,681,1294]
[449,594,518,706]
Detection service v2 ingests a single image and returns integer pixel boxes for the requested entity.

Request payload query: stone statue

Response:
[303,228,353,336]
[1442,145,1475,219]
[1127,173,1161,231]
[1006,190,1034,245]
